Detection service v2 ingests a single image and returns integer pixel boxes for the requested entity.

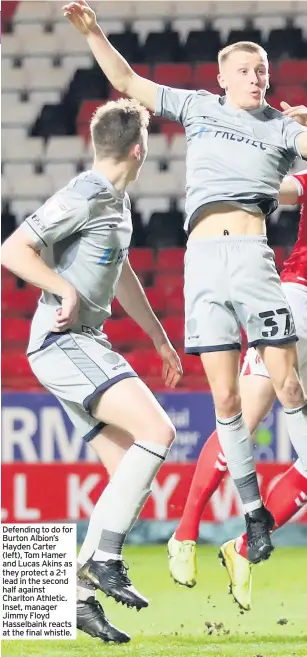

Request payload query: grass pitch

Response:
[2,545,307,657]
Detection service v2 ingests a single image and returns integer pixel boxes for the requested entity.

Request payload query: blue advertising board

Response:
[1,392,294,463]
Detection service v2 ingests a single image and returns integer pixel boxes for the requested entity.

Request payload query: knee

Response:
[159,419,176,448]
[146,418,176,448]
[214,389,241,418]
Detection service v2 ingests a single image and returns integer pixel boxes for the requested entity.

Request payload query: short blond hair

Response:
[218,41,268,68]
[90,98,150,160]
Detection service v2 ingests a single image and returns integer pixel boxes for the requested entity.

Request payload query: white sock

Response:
[294,457,307,478]
[216,412,261,512]
[284,403,307,471]
[77,576,95,602]
[78,441,169,565]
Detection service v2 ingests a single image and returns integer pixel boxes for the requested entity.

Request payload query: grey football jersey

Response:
[155,87,307,232]
[22,169,132,353]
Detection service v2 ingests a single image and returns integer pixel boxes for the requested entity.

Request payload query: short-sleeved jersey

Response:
[22,169,132,353]
[154,87,307,233]
[281,171,307,287]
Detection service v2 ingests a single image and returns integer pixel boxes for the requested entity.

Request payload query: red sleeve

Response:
[291,171,307,201]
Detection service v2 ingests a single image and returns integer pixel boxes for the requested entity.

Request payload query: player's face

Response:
[218,51,269,110]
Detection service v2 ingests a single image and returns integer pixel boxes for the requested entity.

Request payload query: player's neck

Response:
[93,159,132,193]
[224,94,267,114]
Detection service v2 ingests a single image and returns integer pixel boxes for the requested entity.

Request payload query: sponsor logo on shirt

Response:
[98,247,129,265]
[197,127,267,150]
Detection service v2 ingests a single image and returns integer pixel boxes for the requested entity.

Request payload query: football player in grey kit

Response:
[1,99,183,644]
[63,1,307,565]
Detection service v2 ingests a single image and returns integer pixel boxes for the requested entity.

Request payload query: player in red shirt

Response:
[168,170,307,609]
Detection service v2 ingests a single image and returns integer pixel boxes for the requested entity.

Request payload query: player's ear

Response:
[266,73,270,90]
[131,143,142,160]
[217,73,226,91]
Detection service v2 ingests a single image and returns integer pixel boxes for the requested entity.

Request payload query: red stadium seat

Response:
[2,317,31,346]
[156,274,184,297]
[273,246,286,272]
[133,65,152,79]
[165,288,183,315]
[156,248,184,273]
[274,85,307,107]
[2,288,40,317]
[1,350,41,390]
[192,63,219,89]
[104,317,151,349]
[277,60,307,84]
[111,298,125,318]
[144,287,165,314]
[153,64,192,88]
[126,349,162,377]
[129,248,155,274]
[1,275,16,292]
[162,316,184,347]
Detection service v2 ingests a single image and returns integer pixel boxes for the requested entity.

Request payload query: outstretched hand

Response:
[62,0,98,36]
[280,101,307,127]
[155,340,183,389]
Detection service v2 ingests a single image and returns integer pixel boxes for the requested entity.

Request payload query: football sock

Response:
[216,412,262,513]
[78,441,169,565]
[175,430,227,541]
[284,403,307,471]
[77,576,95,602]
[236,458,307,559]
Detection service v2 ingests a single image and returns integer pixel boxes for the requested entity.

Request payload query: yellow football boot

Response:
[167,534,197,587]
[219,539,252,611]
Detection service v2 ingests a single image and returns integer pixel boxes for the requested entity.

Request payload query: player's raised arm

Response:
[279,176,301,205]
[63,0,158,111]
[281,101,307,160]
[116,259,183,388]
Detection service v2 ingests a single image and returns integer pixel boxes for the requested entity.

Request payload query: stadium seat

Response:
[174,1,213,18]
[266,26,304,59]
[2,288,40,317]
[162,316,184,347]
[273,246,286,272]
[95,1,134,21]
[108,31,141,63]
[133,19,165,43]
[182,29,221,62]
[125,349,163,377]
[45,136,85,163]
[153,64,192,88]
[147,211,185,248]
[104,317,152,349]
[13,0,54,22]
[111,298,125,318]
[2,136,44,164]
[277,59,307,84]
[226,26,262,47]
[147,134,168,160]
[1,350,41,390]
[156,274,184,297]
[143,30,181,64]
[165,287,184,316]
[143,287,165,315]
[274,86,307,107]
[192,63,219,89]
[129,248,155,274]
[135,197,170,224]
[173,18,205,41]
[156,248,185,272]
[2,317,31,346]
